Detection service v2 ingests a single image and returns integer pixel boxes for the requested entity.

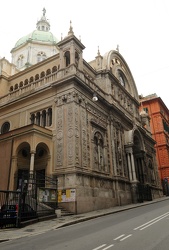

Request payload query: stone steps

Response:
[57,206,74,216]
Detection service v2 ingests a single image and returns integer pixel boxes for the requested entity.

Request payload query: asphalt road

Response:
[1,199,169,250]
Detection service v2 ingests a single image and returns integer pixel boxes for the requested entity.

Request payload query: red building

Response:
[139,94,169,194]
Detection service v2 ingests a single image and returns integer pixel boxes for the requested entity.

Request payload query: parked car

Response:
[0,204,17,227]
[0,203,37,227]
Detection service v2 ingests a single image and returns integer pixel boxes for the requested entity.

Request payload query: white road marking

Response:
[140,214,169,230]
[114,234,125,240]
[120,234,132,241]
[134,212,169,230]
[92,244,107,250]
[93,212,169,250]
[102,244,114,249]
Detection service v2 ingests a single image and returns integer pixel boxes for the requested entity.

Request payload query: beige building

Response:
[0,9,162,214]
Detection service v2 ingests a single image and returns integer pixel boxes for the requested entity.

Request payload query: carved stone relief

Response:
[75,106,79,164]
[81,109,87,167]
[67,105,74,165]
[113,121,127,177]
[56,107,63,167]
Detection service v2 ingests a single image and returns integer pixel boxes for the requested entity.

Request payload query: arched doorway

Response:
[15,142,49,189]
[34,143,49,187]
[15,142,30,189]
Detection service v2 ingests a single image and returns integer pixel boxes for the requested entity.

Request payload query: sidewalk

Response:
[0,196,169,243]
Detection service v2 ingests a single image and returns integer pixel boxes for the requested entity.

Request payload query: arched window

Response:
[94,132,104,171]
[29,76,34,83]
[37,52,47,63]
[14,84,18,90]
[1,122,10,134]
[19,81,23,87]
[40,71,45,78]
[24,79,29,85]
[9,86,13,92]
[64,51,70,67]
[30,108,52,128]
[52,66,57,73]
[19,82,23,88]
[35,74,39,81]
[46,69,51,76]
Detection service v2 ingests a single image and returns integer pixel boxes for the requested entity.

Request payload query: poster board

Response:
[58,189,76,202]
[38,188,57,202]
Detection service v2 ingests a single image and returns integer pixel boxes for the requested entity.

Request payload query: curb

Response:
[56,196,169,229]
[0,197,168,242]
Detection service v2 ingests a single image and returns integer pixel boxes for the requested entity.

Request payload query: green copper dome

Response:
[13,8,59,49]
[14,30,58,48]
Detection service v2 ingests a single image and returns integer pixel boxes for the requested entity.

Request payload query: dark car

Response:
[0,203,37,227]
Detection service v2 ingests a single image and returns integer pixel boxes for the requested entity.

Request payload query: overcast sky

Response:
[1,0,169,108]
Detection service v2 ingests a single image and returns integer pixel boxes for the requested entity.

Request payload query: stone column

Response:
[40,112,43,127]
[30,151,35,172]
[126,147,138,203]
[130,151,137,181]
[127,153,132,181]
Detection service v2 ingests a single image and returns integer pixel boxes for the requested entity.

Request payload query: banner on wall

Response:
[58,189,76,202]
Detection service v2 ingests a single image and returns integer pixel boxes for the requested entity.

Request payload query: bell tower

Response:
[57,21,85,72]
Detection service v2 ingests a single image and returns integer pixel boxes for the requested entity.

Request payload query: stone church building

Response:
[0,9,162,213]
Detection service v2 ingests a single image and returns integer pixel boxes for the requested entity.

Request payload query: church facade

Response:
[0,10,162,213]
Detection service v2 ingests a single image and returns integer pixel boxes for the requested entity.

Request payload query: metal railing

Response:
[0,172,58,228]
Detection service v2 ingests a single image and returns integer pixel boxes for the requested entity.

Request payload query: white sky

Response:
[1,0,169,108]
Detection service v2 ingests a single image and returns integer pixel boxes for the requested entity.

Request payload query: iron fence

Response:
[0,172,58,228]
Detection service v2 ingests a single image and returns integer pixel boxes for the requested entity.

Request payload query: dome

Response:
[14,30,58,48]
[12,8,59,50]
[10,8,60,70]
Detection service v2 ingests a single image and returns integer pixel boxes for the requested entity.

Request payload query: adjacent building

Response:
[139,94,169,194]
[0,9,162,214]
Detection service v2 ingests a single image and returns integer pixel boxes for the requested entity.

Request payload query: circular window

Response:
[1,122,10,134]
